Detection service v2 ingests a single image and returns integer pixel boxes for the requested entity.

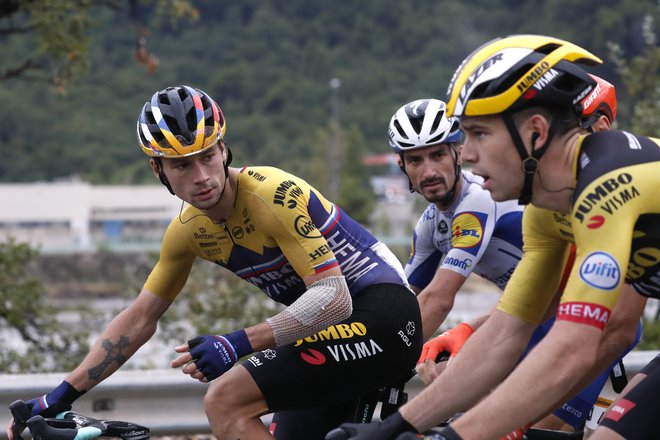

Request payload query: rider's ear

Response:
[149,158,161,177]
[531,132,540,147]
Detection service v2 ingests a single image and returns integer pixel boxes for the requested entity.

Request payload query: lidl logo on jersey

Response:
[451,211,486,256]
[579,252,620,290]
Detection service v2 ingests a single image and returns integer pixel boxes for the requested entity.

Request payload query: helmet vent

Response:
[428,132,447,144]
[393,120,408,139]
[409,115,424,134]
[499,63,535,94]
[430,111,444,133]
[164,115,183,138]
[536,43,561,55]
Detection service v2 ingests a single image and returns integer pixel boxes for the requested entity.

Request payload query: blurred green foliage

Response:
[0,0,657,193]
[0,238,91,372]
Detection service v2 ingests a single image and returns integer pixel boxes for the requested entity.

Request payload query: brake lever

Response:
[9,400,31,439]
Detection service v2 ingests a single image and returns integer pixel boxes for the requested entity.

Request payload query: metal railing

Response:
[1,350,657,438]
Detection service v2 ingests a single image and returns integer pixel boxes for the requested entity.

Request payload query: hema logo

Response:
[579,252,620,290]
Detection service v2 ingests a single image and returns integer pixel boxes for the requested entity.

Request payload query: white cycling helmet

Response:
[388,99,461,154]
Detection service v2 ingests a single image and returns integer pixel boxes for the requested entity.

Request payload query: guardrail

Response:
[1,350,657,438]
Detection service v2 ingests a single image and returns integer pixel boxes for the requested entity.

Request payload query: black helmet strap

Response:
[153,158,175,195]
[502,113,559,205]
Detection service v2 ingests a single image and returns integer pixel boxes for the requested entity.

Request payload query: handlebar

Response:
[9,400,150,440]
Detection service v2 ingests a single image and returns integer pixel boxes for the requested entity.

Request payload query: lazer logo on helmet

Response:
[457,53,504,109]
[572,85,595,106]
[579,252,620,290]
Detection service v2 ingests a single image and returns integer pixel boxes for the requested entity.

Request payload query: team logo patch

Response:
[451,212,486,255]
[587,215,605,229]
[603,398,636,422]
[300,348,326,365]
[579,252,620,290]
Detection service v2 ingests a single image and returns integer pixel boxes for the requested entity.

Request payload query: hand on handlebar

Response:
[418,322,474,363]
[8,400,150,440]
[415,323,474,385]
[325,412,417,440]
[7,381,84,439]
[171,329,253,382]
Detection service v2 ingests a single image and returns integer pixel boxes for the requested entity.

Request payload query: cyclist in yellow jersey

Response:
[7,85,423,440]
[406,78,645,436]
[328,35,659,440]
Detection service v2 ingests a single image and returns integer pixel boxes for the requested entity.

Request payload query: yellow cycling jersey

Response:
[498,130,660,329]
[143,166,406,304]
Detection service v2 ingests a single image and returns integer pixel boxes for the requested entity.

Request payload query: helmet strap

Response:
[438,144,461,207]
[153,158,175,195]
[223,143,233,176]
[502,113,558,205]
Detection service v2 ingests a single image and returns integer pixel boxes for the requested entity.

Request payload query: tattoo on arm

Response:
[88,336,130,381]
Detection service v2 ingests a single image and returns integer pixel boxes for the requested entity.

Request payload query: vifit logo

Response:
[579,252,620,290]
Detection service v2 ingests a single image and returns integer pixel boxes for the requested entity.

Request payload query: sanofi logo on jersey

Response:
[451,211,486,256]
[579,252,620,290]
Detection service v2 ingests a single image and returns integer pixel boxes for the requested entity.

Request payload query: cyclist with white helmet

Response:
[388,98,523,340]
[386,94,641,436]
[328,34,657,440]
[7,85,423,440]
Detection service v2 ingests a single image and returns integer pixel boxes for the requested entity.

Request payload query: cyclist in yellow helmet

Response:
[8,85,423,440]
[328,34,659,440]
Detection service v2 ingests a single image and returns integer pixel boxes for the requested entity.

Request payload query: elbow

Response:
[336,290,353,322]
[601,319,641,361]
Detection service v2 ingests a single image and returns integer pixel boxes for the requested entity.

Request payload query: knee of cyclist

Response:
[204,380,234,411]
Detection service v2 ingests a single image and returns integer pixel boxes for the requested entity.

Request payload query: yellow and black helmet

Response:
[137,85,226,157]
[445,34,602,118]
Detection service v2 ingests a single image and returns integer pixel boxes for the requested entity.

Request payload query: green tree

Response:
[608,14,660,136]
[336,126,375,225]
[0,238,90,372]
[0,0,197,90]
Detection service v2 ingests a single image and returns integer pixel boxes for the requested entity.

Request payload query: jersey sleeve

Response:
[439,187,497,278]
[142,218,196,303]
[405,208,443,290]
[557,170,643,329]
[497,206,570,325]
[248,176,339,279]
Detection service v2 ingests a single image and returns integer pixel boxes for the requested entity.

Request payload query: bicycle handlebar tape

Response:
[436,426,464,440]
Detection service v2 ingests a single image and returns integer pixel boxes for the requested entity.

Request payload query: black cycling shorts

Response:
[242,283,422,439]
[598,353,660,439]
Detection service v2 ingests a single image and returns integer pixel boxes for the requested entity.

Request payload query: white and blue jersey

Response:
[405,171,524,290]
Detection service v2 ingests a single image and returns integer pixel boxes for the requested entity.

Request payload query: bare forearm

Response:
[66,297,163,391]
[452,321,601,439]
[419,292,453,341]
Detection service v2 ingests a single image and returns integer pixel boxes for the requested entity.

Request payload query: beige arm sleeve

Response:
[266,275,352,346]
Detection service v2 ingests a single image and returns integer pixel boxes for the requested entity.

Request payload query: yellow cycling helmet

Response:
[137,85,226,157]
[446,34,602,118]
